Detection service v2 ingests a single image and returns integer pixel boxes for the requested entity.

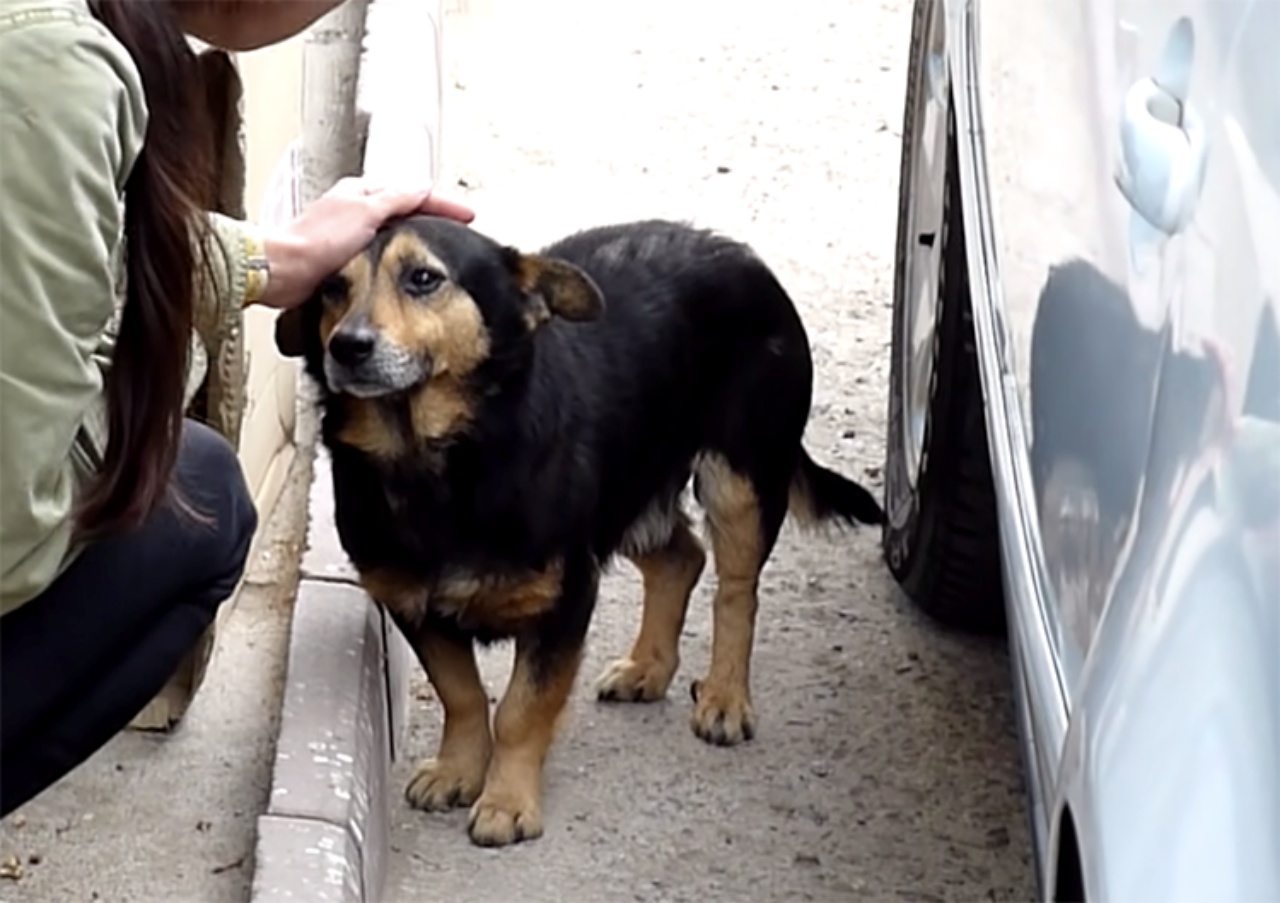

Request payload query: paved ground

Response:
[383,0,1036,900]
[0,451,314,903]
[0,1,1036,899]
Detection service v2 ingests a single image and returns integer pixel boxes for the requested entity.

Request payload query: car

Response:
[880,0,1280,899]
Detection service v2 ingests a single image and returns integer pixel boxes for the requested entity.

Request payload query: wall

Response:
[234,35,309,512]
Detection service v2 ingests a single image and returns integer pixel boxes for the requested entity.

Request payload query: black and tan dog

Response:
[275,215,884,847]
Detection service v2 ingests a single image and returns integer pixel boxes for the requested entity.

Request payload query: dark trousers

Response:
[0,420,258,817]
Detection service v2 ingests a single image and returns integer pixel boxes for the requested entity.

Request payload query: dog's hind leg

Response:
[596,515,706,703]
[468,563,599,847]
[689,452,788,746]
[402,620,493,813]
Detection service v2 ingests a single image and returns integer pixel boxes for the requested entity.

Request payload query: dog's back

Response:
[517,220,823,558]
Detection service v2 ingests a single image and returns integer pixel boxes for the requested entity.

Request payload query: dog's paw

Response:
[467,788,544,847]
[594,656,676,703]
[689,678,756,746]
[405,757,486,812]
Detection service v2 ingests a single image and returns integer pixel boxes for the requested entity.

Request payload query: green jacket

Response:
[0,0,258,616]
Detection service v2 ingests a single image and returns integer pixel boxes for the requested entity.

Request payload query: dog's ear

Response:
[275,306,306,358]
[511,253,604,323]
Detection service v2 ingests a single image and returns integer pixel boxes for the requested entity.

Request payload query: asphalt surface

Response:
[383,0,1036,900]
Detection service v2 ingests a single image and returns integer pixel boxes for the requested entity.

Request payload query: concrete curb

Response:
[249,445,414,903]
[248,0,442,898]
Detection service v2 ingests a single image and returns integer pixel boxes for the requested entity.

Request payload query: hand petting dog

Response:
[259,177,475,312]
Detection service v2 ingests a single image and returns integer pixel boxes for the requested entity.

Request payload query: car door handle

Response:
[1115,18,1208,235]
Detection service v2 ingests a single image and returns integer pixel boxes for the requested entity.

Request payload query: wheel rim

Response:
[901,0,950,490]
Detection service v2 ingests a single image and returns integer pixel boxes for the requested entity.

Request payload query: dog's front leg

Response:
[467,566,598,847]
[361,572,493,810]
[403,620,493,812]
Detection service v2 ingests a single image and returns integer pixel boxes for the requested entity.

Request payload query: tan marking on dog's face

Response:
[318,254,371,350]
[469,636,583,846]
[407,376,477,442]
[428,564,563,634]
[317,230,491,423]
[689,453,764,746]
[370,231,491,376]
[334,398,404,458]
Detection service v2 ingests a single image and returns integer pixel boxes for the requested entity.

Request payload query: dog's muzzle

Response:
[324,328,430,398]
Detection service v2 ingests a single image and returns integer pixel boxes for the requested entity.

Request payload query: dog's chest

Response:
[362,563,563,636]
[431,565,563,632]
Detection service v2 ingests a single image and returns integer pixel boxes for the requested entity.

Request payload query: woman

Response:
[0,0,474,815]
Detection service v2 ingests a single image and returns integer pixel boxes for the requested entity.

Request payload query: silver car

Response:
[880,0,1280,899]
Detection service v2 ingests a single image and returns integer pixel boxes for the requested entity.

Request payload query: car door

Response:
[973,0,1265,719]
[974,0,1147,726]
[974,0,1280,894]
[1057,2,1280,898]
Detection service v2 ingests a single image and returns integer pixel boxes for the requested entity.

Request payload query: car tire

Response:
[882,0,1005,634]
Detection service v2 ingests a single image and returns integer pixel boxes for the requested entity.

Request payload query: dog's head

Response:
[274,215,604,401]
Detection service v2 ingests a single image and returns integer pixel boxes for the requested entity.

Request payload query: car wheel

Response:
[882,0,1004,633]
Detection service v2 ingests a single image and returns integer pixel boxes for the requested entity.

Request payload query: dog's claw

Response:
[404,758,486,812]
[467,791,544,847]
[689,679,755,746]
[695,711,756,746]
[595,657,675,703]
[597,683,640,703]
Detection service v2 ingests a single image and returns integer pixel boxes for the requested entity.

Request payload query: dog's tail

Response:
[789,448,886,528]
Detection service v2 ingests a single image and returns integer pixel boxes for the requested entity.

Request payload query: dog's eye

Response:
[317,274,349,305]
[404,267,445,297]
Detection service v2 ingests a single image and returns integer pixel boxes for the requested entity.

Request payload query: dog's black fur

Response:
[276,216,884,847]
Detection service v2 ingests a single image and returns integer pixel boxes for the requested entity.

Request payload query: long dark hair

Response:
[79,0,214,537]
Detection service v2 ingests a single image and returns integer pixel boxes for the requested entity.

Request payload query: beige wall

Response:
[233,36,309,511]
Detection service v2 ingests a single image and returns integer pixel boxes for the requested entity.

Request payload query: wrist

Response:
[257,229,311,310]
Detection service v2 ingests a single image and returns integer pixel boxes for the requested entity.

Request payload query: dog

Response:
[275,215,885,847]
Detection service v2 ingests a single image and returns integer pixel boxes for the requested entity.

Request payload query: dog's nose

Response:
[329,328,376,367]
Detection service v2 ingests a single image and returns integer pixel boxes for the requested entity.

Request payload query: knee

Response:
[176,420,259,578]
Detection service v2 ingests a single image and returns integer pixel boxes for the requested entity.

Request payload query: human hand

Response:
[260,177,475,310]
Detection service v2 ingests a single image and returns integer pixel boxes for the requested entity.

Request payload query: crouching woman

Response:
[0,0,473,814]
